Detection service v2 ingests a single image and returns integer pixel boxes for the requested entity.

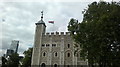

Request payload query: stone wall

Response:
[39,32,76,65]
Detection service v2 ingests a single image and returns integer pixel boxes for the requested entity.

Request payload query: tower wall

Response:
[31,22,46,66]
[39,32,77,66]
[31,21,87,67]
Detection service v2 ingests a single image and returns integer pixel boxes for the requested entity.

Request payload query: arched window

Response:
[67,53,70,57]
[55,52,57,57]
[68,44,70,48]
[54,64,57,67]
[41,63,45,67]
[67,65,70,67]
[43,52,46,56]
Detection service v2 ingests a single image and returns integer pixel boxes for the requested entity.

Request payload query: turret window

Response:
[55,52,57,57]
[67,53,70,57]
[43,52,46,56]
[68,44,70,48]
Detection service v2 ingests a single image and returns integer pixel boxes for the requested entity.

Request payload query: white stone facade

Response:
[31,19,87,67]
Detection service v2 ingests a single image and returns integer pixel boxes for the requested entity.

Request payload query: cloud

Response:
[1,0,119,56]
[1,0,119,2]
[0,2,91,56]
[1,2,36,56]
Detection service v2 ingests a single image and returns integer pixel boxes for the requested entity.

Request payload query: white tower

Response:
[31,11,46,66]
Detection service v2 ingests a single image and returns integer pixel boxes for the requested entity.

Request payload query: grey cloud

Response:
[46,24,59,32]
[2,38,11,49]
[0,49,6,56]
[1,2,91,56]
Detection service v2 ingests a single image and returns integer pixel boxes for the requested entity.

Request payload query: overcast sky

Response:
[0,0,119,56]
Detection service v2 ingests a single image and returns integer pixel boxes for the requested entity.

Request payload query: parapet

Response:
[61,32,64,35]
[45,32,70,36]
[51,32,54,35]
[66,32,70,35]
[46,32,50,35]
[56,32,59,35]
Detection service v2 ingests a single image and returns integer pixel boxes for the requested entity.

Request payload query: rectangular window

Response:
[68,44,70,48]
[46,44,50,47]
[42,44,45,47]
[52,44,56,47]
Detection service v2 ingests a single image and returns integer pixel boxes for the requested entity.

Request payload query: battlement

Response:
[45,32,70,35]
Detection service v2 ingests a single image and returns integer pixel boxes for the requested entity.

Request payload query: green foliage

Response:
[22,48,33,67]
[68,1,120,67]
[2,56,7,67]
[1,53,20,67]
[68,18,79,35]
[7,53,20,67]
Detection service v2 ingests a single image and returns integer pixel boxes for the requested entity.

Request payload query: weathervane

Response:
[41,11,43,20]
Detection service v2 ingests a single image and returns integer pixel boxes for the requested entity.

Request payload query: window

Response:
[68,44,70,48]
[43,52,46,56]
[55,52,57,57]
[67,53,70,57]
[46,44,50,47]
[67,65,70,67]
[42,44,45,47]
[52,44,56,47]
[41,63,45,67]
[54,64,57,67]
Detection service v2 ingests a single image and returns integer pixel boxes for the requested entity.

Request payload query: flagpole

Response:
[53,21,55,32]
[48,21,54,32]
[52,23,54,32]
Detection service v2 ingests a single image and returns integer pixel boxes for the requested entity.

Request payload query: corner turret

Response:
[36,11,46,27]
[31,11,46,66]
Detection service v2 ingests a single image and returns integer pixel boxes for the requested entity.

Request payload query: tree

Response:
[2,56,7,67]
[22,48,33,67]
[68,1,120,67]
[7,53,20,67]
